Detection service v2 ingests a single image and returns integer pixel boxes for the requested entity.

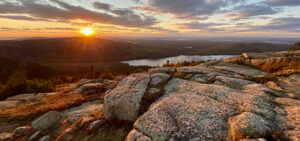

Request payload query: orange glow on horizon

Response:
[80,27,94,36]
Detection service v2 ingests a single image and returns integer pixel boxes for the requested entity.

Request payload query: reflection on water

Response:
[122,55,235,67]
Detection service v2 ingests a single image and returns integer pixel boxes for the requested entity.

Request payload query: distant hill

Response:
[0,37,290,63]
[129,39,291,58]
[0,37,142,63]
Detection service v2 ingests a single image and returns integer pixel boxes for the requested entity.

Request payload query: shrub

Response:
[257,59,300,73]
[100,67,115,79]
[290,42,300,51]
[25,79,55,93]
[163,61,204,67]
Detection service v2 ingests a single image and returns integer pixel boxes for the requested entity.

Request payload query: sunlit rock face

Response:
[104,52,300,141]
[104,73,151,122]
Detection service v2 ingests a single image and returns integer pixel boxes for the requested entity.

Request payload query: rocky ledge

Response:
[104,52,300,141]
[1,51,300,141]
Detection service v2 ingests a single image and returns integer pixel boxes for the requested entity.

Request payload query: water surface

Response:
[122,55,235,67]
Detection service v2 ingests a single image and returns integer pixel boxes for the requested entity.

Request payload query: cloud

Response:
[0,15,50,21]
[233,17,300,33]
[264,0,300,6]
[177,22,224,29]
[0,27,18,31]
[145,0,242,19]
[226,4,279,19]
[0,27,76,31]
[255,17,300,31]
[0,0,158,28]
[93,2,111,11]
[43,27,76,30]
[132,0,141,4]
[145,26,177,33]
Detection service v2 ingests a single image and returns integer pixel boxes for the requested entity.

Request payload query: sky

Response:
[0,0,300,38]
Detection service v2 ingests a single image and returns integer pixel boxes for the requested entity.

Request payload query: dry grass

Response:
[172,72,187,78]
[0,92,98,125]
[258,59,300,73]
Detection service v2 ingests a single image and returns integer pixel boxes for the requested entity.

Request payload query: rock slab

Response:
[104,73,151,122]
[32,111,62,130]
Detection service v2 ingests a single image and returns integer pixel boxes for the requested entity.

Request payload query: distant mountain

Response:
[0,37,290,63]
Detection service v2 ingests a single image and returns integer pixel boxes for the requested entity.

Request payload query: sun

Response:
[80,27,94,36]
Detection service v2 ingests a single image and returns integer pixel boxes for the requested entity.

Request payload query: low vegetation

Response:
[289,42,300,51]
[0,64,55,100]
[0,92,97,125]
[162,60,204,67]
[256,59,300,74]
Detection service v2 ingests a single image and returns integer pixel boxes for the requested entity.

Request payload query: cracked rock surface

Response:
[104,60,300,141]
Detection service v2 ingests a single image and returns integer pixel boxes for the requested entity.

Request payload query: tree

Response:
[87,65,96,79]
[101,66,114,79]
[0,63,27,99]
[290,42,300,51]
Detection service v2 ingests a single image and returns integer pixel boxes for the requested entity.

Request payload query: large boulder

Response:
[132,92,237,141]
[104,73,151,122]
[32,111,62,130]
[228,112,273,141]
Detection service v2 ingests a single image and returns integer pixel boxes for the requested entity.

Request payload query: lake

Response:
[122,55,235,67]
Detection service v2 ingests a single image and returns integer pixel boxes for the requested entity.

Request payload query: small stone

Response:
[29,130,42,141]
[39,135,50,141]
[32,111,61,130]
[88,119,105,130]
[0,132,13,141]
[13,126,32,135]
